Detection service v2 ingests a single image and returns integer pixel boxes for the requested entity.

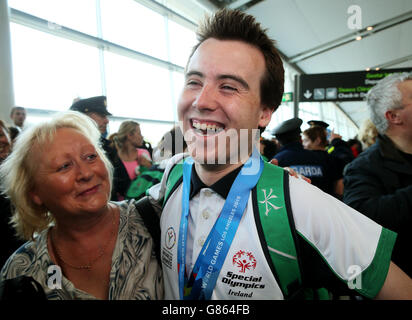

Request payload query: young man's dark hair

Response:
[188,9,284,112]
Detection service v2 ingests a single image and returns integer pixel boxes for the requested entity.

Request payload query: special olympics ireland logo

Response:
[232,250,257,273]
[165,227,176,250]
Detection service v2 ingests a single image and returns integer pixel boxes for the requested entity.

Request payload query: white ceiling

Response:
[199,0,412,128]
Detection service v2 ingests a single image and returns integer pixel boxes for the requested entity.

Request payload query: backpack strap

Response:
[133,197,162,266]
[163,160,184,207]
[255,161,304,299]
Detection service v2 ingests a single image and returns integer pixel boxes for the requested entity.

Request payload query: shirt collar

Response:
[190,165,243,200]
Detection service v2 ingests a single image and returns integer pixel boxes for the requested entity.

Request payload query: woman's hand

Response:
[138,153,152,168]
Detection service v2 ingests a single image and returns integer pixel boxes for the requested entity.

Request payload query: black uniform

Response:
[274,142,342,196]
[100,137,130,201]
[0,195,24,267]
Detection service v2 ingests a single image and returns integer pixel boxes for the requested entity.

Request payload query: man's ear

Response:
[385,110,402,125]
[258,105,273,128]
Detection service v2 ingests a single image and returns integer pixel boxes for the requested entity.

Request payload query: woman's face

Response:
[302,134,316,150]
[0,126,11,161]
[128,125,143,148]
[30,128,111,220]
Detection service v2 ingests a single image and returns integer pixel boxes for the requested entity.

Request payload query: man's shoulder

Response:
[345,143,380,172]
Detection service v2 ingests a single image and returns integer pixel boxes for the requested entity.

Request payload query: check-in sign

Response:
[299,68,412,102]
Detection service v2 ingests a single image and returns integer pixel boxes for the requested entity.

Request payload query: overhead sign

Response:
[299,67,412,102]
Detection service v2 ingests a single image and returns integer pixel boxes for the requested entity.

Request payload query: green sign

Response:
[282,92,293,102]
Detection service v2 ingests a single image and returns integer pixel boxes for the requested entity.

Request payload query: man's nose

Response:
[192,84,218,111]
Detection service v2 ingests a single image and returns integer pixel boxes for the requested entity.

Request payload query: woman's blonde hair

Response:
[0,111,113,241]
[358,119,378,149]
[111,120,140,150]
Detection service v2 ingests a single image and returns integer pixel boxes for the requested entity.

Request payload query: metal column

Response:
[0,0,15,123]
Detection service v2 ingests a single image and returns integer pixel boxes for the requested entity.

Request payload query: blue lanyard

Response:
[177,150,264,300]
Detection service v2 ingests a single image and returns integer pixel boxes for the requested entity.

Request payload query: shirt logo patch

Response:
[259,188,282,216]
[232,250,257,273]
[165,227,176,250]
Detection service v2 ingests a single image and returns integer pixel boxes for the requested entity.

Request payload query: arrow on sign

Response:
[304,90,312,99]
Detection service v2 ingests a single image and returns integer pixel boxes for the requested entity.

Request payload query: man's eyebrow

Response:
[185,71,250,90]
[218,74,249,90]
[185,70,203,79]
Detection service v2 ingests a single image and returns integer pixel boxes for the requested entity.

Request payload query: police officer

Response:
[272,118,343,197]
[308,119,354,168]
[308,120,329,130]
[70,96,129,200]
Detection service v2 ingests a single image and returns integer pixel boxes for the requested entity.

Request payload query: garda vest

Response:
[162,159,329,300]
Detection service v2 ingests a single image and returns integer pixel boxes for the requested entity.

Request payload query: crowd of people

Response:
[0,8,411,300]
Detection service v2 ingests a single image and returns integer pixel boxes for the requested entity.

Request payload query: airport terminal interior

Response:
[0,0,412,302]
[2,0,410,144]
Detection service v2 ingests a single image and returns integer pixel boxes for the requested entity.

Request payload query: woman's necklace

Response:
[51,208,116,271]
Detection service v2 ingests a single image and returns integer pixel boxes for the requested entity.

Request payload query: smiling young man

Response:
[148,9,412,300]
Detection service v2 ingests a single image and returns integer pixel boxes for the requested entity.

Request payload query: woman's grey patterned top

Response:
[0,200,164,300]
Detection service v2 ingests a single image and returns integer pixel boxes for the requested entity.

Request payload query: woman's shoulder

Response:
[112,200,152,239]
[1,232,48,280]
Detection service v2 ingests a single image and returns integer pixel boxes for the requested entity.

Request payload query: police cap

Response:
[308,120,329,128]
[271,118,303,136]
[70,96,112,116]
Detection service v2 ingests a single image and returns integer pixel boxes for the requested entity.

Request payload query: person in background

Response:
[7,126,20,145]
[0,111,163,299]
[69,96,123,201]
[301,125,344,197]
[126,126,187,201]
[357,118,378,150]
[344,72,412,278]
[0,120,25,267]
[111,120,152,200]
[347,138,363,158]
[259,138,278,162]
[273,118,343,197]
[0,120,11,162]
[308,120,354,167]
[9,106,26,133]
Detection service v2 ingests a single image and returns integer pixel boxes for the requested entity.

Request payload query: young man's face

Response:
[11,108,26,127]
[178,38,272,166]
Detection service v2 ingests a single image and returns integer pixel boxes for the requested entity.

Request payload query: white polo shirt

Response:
[148,154,396,300]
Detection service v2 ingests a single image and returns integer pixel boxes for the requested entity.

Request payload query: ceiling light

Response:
[356,36,362,41]
[366,26,373,31]
[375,67,380,71]
[366,68,371,71]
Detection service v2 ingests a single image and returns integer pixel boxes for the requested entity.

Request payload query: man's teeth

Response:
[192,121,224,133]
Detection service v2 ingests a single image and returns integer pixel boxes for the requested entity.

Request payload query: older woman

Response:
[0,112,163,300]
